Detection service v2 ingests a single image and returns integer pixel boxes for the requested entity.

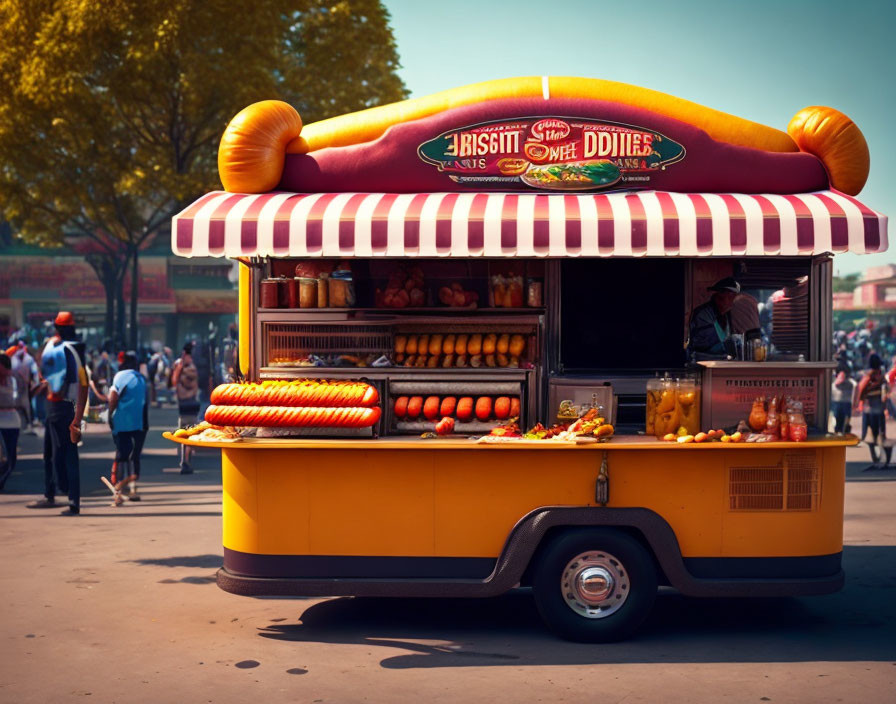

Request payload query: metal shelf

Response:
[259,366,532,380]
[257,307,544,319]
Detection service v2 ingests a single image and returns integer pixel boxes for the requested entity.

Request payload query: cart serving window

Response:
[166,77,887,642]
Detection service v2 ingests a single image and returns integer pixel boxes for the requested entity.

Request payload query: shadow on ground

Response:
[256,545,896,668]
[131,554,223,568]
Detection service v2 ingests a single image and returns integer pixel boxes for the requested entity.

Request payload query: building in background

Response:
[0,234,237,350]
[833,264,896,330]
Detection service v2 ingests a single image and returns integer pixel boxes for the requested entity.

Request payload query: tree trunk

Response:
[85,252,127,349]
[129,245,139,350]
[115,282,126,350]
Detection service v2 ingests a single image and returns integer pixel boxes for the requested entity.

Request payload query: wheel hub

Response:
[561,551,630,619]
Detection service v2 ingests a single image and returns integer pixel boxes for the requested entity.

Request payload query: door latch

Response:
[595,450,609,506]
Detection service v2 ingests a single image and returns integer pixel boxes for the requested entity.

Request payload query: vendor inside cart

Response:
[687,277,740,358]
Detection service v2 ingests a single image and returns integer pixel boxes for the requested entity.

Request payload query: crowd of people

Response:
[831,322,895,468]
[0,312,240,513]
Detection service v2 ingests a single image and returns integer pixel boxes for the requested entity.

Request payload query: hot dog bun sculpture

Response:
[206,380,381,428]
[218,76,869,196]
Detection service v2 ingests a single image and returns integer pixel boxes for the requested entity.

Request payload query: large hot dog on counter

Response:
[210,379,379,407]
[218,76,869,196]
[205,405,381,428]
[206,379,381,429]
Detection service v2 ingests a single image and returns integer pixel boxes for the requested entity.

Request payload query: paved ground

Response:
[1,408,894,703]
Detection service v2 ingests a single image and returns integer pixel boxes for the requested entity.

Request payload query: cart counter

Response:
[165,432,854,601]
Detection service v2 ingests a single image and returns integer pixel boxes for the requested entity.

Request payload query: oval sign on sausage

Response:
[418,116,686,191]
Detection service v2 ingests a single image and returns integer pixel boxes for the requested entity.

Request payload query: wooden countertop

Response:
[162,431,859,451]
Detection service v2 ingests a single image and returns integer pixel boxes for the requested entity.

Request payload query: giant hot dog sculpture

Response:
[206,380,381,428]
[218,76,869,197]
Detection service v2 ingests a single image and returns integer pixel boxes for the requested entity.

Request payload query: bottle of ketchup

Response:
[788,401,808,442]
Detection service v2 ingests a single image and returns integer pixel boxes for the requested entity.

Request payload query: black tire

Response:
[532,527,657,642]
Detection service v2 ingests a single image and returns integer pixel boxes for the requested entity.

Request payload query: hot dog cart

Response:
[166,77,888,641]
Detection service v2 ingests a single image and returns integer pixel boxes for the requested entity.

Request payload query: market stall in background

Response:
[167,76,887,641]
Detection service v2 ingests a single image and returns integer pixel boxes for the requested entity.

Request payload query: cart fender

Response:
[498,507,843,598]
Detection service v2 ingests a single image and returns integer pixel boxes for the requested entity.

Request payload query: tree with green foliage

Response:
[832,272,861,293]
[0,0,406,347]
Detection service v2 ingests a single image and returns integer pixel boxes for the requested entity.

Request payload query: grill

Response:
[257,315,539,435]
[263,322,391,366]
[729,452,819,511]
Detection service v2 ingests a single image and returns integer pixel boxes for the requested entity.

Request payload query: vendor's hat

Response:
[708,277,741,294]
[54,311,75,326]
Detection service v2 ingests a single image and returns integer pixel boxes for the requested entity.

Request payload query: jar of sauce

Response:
[298,277,318,308]
[329,270,355,307]
[788,402,808,442]
[317,273,329,308]
[260,279,280,308]
[287,277,300,308]
[526,278,543,308]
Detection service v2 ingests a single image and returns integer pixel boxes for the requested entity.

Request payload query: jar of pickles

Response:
[653,375,679,439]
[676,377,701,436]
[645,375,662,436]
[652,375,701,438]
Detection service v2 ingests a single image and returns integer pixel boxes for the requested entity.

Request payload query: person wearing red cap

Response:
[26,312,88,515]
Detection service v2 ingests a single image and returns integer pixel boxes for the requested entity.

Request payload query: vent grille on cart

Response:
[728,452,819,511]
[265,323,391,359]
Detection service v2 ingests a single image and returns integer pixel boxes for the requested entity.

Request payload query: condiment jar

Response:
[276,276,290,308]
[328,270,355,307]
[788,401,808,442]
[298,277,318,308]
[654,374,678,439]
[748,396,767,432]
[526,278,543,308]
[260,278,280,308]
[645,375,662,436]
[287,277,301,308]
[317,273,329,308]
[676,377,700,435]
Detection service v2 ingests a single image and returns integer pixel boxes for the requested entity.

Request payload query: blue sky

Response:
[382,0,894,275]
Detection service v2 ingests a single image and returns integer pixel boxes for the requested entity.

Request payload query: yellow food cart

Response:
[166,77,887,641]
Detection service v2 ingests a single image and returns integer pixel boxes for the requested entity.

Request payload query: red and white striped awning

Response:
[172,190,888,258]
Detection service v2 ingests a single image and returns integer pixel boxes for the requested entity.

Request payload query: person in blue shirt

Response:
[27,312,88,515]
[108,352,149,504]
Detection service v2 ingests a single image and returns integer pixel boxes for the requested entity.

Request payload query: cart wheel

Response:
[532,528,657,642]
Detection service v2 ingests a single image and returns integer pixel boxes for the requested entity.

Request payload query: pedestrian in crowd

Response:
[223,324,240,382]
[192,335,213,419]
[27,311,88,515]
[171,341,200,474]
[856,353,891,469]
[108,351,149,504]
[147,345,172,408]
[0,352,21,491]
[9,340,39,434]
[31,343,47,427]
[887,355,896,420]
[834,343,853,376]
[830,362,858,435]
[86,359,108,413]
[93,349,115,397]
